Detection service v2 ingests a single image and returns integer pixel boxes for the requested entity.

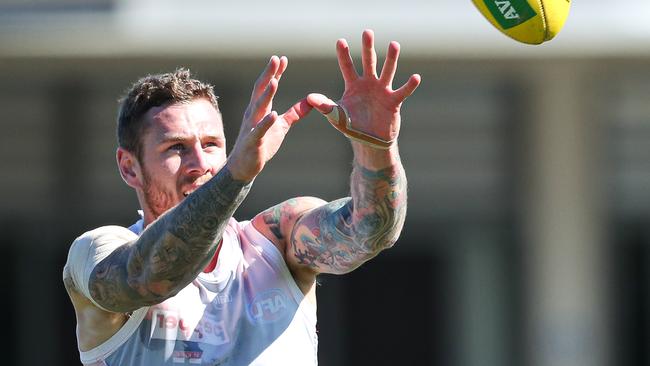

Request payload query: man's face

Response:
[137,98,227,218]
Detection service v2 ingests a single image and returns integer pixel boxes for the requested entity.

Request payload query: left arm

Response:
[283,29,420,276]
[288,148,407,275]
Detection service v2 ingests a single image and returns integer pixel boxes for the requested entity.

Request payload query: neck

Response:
[136,192,166,228]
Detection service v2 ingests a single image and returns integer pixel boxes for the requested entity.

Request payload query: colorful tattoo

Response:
[261,198,299,241]
[291,160,407,273]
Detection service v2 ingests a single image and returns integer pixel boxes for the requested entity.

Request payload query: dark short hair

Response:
[117,68,219,160]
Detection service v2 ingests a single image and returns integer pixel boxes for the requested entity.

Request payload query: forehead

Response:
[143,98,224,141]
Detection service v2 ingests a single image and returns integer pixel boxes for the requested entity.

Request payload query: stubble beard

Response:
[141,167,178,220]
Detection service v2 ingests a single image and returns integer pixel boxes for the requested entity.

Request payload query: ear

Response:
[117,147,143,189]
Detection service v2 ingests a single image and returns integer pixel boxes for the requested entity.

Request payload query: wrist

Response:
[351,140,401,170]
[325,104,396,150]
[224,155,257,183]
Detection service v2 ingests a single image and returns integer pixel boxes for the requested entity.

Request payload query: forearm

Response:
[288,144,406,275]
[142,164,251,279]
[349,142,407,252]
[89,164,251,311]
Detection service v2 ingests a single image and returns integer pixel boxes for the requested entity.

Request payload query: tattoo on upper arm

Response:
[261,198,300,241]
[291,161,407,274]
[262,204,285,241]
[291,198,363,273]
[62,267,77,294]
[88,167,252,312]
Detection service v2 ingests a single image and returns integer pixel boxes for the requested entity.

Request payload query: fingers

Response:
[248,78,278,123]
[393,74,422,102]
[250,99,311,141]
[281,98,313,126]
[361,29,377,78]
[252,56,279,100]
[276,56,288,82]
[336,39,358,83]
[379,41,400,87]
[252,98,312,140]
[251,55,286,101]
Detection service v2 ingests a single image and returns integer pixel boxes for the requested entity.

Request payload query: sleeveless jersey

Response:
[67,218,318,366]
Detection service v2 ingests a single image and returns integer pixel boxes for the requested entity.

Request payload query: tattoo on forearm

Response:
[89,167,252,311]
[351,161,407,251]
[292,161,407,273]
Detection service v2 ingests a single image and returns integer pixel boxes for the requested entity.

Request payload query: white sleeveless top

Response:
[65,218,318,366]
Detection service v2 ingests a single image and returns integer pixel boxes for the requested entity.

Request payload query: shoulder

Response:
[64,226,137,295]
[252,197,326,246]
[64,226,137,349]
[253,198,325,295]
[66,226,138,269]
[73,225,138,245]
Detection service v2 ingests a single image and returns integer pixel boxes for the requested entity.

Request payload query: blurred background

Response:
[1,0,649,365]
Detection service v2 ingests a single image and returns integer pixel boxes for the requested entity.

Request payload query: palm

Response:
[307,30,420,146]
[341,81,401,141]
[257,116,292,160]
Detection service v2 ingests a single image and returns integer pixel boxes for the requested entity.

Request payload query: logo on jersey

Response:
[150,308,229,346]
[172,347,202,364]
[212,294,232,309]
[248,289,289,324]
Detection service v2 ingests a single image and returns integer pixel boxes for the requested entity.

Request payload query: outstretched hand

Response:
[307,30,421,148]
[228,56,312,181]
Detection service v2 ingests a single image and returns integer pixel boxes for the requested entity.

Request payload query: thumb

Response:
[306,93,338,115]
[281,98,313,126]
[252,111,278,137]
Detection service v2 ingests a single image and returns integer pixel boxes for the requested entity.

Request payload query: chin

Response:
[143,192,181,218]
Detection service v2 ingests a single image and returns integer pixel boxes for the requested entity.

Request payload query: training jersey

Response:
[64,218,318,366]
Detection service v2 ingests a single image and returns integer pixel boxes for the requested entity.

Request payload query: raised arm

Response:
[286,30,420,275]
[87,167,250,312]
[85,57,312,313]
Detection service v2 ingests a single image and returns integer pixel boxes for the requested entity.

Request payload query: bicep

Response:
[287,198,377,275]
[66,226,160,313]
[254,196,327,245]
[89,229,194,312]
[88,243,164,312]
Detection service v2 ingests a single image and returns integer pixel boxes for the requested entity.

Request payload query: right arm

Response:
[85,56,313,313]
[88,166,251,312]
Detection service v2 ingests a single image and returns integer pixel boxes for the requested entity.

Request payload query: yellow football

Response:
[472,0,571,45]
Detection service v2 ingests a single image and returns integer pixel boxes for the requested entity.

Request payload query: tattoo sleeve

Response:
[89,166,251,312]
[290,159,407,274]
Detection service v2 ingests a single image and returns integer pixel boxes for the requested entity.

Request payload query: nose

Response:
[185,144,212,176]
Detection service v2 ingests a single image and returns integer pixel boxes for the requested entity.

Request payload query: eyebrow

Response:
[159,134,225,144]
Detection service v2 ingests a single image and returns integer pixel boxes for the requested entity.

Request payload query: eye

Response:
[203,140,223,150]
[168,143,185,152]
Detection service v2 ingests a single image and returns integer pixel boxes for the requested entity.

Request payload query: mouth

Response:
[183,185,203,197]
[182,176,212,197]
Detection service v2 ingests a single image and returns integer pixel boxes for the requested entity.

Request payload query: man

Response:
[63,29,420,365]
